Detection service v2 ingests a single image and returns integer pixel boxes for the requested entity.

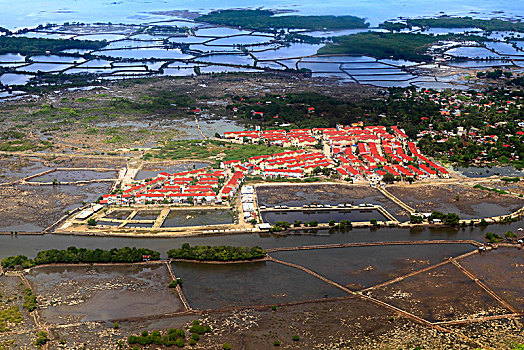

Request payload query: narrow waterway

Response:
[1,220,522,259]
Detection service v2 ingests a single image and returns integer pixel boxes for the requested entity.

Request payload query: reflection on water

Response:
[262,209,388,224]
[2,219,522,260]
[172,261,347,309]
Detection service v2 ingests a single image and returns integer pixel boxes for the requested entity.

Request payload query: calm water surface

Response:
[1,220,522,259]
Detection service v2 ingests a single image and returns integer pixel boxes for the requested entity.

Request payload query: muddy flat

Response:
[26,263,184,324]
[369,263,511,322]
[459,247,524,312]
[387,183,524,219]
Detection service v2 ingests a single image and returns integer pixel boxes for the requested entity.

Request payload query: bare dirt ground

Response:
[387,183,524,219]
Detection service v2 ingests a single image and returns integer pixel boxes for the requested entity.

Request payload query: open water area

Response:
[1,219,523,260]
[261,209,388,224]
[270,243,475,289]
[172,260,347,309]
[0,1,522,91]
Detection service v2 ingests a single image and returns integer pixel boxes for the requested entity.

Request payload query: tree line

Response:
[1,246,160,269]
[167,243,266,261]
[196,10,368,32]
[0,36,105,56]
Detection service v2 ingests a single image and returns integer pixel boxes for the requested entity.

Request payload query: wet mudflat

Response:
[31,169,117,182]
[0,156,51,183]
[459,247,524,312]
[0,275,38,348]
[161,209,233,227]
[369,263,510,322]
[256,184,409,221]
[181,296,474,350]
[270,243,475,290]
[387,184,524,219]
[172,261,347,310]
[26,263,184,324]
[0,182,111,232]
[103,209,133,220]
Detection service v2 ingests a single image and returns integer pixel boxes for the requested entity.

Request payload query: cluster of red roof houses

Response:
[98,125,448,211]
[100,168,244,206]
[222,125,449,181]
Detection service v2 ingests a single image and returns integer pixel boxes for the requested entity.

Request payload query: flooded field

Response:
[103,210,133,220]
[270,244,475,290]
[387,184,524,219]
[369,263,510,322]
[0,157,51,183]
[262,209,388,224]
[132,210,160,221]
[460,247,524,311]
[172,261,347,309]
[26,263,184,324]
[161,209,233,228]
[31,169,117,182]
[256,184,409,221]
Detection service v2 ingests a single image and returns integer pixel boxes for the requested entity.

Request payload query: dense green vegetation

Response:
[189,320,212,335]
[473,184,508,195]
[151,139,290,163]
[0,305,23,332]
[196,10,368,31]
[128,329,186,347]
[35,331,49,346]
[229,92,364,129]
[0,36,105,55]
[429,211,460,226]
[408,17,524,32]
[23,289,37,312]
[167,243,266,261]
[0,255,34,269]
[318,32,486,62]
[485,232,504,243]
[1,247,160,269]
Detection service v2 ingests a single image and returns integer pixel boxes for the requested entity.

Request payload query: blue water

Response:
[1,0,522,30]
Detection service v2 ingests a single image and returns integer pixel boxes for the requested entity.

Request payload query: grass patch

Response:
[0,305,23,332]
[152,139,291,163]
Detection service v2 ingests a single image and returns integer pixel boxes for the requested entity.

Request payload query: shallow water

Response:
[172,260,347,309]
[262,209,389,224]
[270,243,475,289]
[1,218,523,259]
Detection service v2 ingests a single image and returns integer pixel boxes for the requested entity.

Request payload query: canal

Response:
[1,220,522,259]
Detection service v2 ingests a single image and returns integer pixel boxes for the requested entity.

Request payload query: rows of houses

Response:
[99,168,244,206]
[222,125,449,182]
[98,125,449,209]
